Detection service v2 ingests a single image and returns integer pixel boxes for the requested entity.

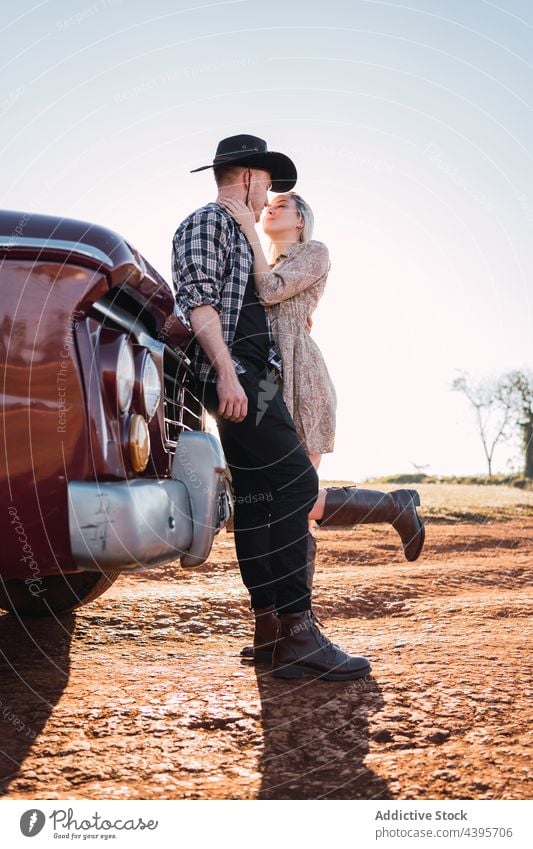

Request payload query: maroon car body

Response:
[0,210,231,615]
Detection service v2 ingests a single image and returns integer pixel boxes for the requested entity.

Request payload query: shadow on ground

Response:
[0,612,73,794]
[254,666,389,799]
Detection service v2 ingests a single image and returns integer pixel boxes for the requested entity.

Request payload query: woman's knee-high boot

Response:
[316,487,425,562]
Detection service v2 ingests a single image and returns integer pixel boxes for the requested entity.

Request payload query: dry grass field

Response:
[328,480,533,522]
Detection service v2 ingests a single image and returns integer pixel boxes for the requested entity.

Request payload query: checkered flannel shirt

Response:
[172,202,282,383]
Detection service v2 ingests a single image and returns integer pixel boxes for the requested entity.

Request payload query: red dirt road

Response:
[0,515,531,800]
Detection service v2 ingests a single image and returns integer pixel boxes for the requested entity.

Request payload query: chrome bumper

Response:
[68,479,193,573]
[170,431,232,566]
[68,432,233,573]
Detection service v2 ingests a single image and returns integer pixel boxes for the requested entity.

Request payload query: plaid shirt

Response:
[172,202,281,383]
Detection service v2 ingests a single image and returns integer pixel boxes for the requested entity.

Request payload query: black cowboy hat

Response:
[190,134,297,192]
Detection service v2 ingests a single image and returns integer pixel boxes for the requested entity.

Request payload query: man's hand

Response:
[216,371,248,422]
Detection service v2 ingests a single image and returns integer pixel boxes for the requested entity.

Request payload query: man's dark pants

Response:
[199,365,318,613]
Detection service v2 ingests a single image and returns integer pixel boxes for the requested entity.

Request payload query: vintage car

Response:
[0,209,232,616]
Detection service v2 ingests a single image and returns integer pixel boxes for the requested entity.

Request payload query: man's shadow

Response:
[253,666,390,800]
[0,612,73,795]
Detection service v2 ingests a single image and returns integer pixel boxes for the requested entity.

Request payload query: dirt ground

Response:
[0,487,532,800]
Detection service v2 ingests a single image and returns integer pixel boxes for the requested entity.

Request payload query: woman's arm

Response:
[218,197,271,276]
[219,198,330,306]
[254,241,329,306]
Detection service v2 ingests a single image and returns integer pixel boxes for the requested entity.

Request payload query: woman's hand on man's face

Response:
[219,197,257,239]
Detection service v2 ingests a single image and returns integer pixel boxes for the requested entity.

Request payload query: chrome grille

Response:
[163,347,203,447]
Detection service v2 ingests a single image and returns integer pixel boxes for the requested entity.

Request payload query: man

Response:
[172,134,370,680]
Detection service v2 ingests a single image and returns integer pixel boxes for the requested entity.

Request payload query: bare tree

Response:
[452,372,514,476]
[499,369,533,479]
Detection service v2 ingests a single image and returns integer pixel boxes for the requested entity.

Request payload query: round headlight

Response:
[117,341,135,412]
[141,354,161,421]
[129,414,150,472]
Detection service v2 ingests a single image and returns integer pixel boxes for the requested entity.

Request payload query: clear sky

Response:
[2,0,532,480]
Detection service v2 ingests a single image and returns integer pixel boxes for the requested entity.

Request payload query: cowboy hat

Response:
[190,134,297,192]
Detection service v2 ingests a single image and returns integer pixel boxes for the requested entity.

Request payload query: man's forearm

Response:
[189,304,235,377]
[189,304,248,422]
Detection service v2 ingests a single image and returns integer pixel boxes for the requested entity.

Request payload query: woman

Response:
[221,192,424,657]
[223,191,336,471]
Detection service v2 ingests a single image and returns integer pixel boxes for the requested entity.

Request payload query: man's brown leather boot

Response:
[272,610,371,680]
[240,531,317,663]
[317,487,425,562]
[240,605,279,663]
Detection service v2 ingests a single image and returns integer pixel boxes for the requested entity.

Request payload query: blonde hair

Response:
[291,192,314,243]
[269,192,315,263]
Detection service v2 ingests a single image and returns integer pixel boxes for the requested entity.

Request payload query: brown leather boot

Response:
[317,487,425,562]
[272,610,371,680]
[240,531,317,663]
[240,605,279,663]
